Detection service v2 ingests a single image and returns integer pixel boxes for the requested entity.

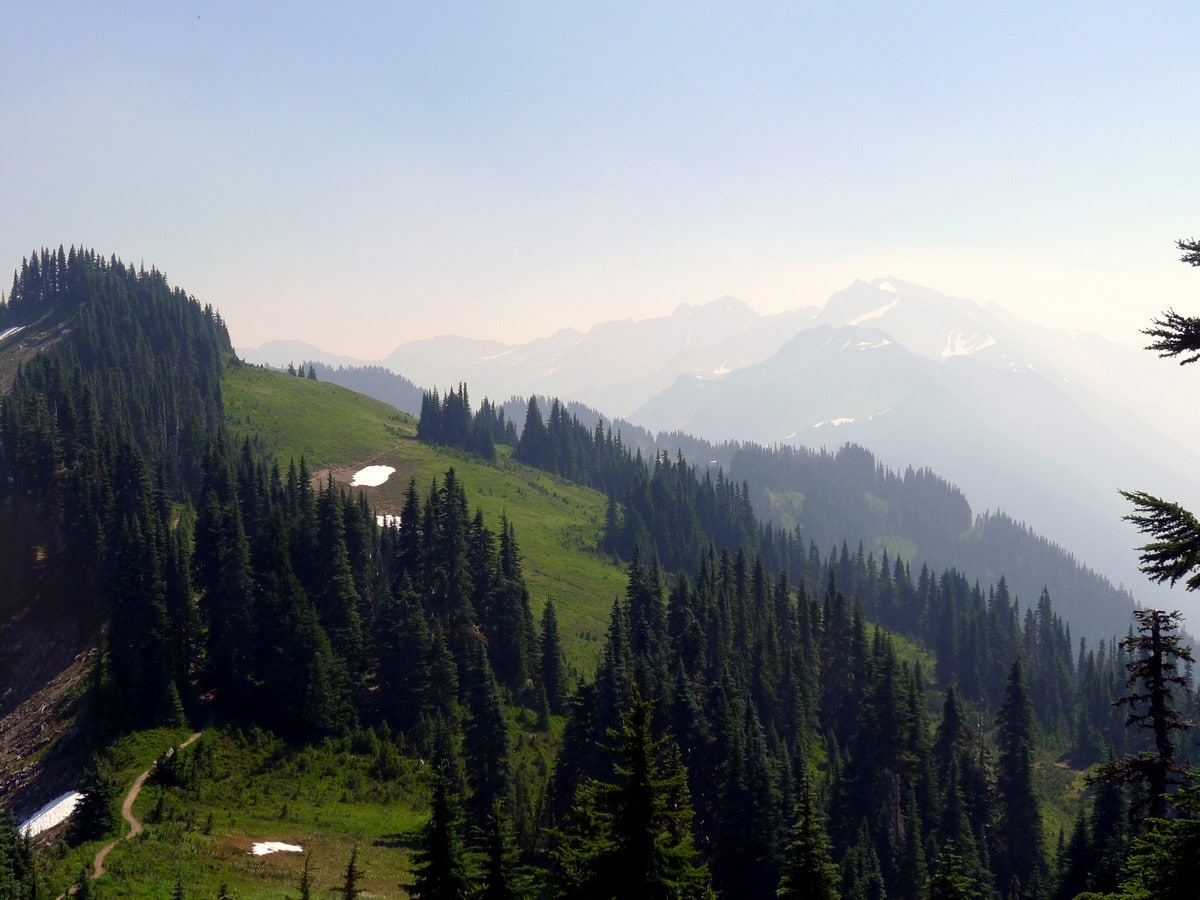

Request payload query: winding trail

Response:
[91,730,204,878]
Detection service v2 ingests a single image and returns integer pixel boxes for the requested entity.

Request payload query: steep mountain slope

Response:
[240,278,1199,628]
[3,251,1190,899]
[0,247,234,827]
[629,283,1200,625]
[223,364,626,666]
[821,278,1200,456]
[279,354,1151,639]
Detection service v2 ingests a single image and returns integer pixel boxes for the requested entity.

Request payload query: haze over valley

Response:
[5,3,1200,896]
[242,276,1200,626]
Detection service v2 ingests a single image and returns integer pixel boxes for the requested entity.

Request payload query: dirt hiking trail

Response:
[91,729,204,878]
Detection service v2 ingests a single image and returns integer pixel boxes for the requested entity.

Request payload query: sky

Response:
[2,2,1198,358]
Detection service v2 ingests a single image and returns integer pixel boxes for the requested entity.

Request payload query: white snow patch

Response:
[352,465,395,487]
[814,417,856,428]
[0,325,26,342]
[20,791,83,838]
[711,362,733,376]
[783,432,797,440]
[377,514,401,528]
[877,280,898,293]
[848,297,900,326]
[856,338,891,351]
[250,841,304,856]
[479,349,517,362]
[942,330,997,358]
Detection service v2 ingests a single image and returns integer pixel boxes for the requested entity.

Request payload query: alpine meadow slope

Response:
[222,362,627,670]
[3,247,1198,900]
[242,277,1199,626]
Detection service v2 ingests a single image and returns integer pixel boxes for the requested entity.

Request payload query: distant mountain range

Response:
[239,278,1200,625]
[241,296,812,414]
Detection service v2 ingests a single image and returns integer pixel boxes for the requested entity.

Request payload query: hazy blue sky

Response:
[3,2,1197,356]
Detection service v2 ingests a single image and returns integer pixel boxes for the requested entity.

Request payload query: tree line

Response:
[0,249,1197,897]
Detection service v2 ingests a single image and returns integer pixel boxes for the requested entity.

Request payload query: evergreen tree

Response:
[1053,808,1090,900]
[0,813,37,900]
[1112,772,1200,900]
[410,771,474,900]
[1086,773,1126,894]
[462,636,512,823]
[68,753,120,844]
[993,658,1047,900]
[1094,607,1194,820]
[841,819,886,900]
[374,576,431,735]
[540,599,569,716]
[711,693,783,899]
[1120,240,1200,593]
[515,397,549,469]
[339,845,365,900]
[553,687,714,899]
[290,852,315,900]
[478,804,530,900]
[926,848,979,900]
[777,778,839,899]
[484,515,536,691]
[312,477,365,665]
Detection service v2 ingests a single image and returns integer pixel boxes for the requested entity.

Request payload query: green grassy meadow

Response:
[223,362,626,672]
[28,361,1101,897]
[43,729,430,898]
[36,363,627,896]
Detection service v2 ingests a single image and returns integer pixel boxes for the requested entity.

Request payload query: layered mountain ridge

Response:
[239,278,1200,624]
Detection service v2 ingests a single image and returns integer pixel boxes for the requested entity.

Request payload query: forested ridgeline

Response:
[306,360,425,419]
[412,386,1197,897]
[0,248,230,620]
[729,444,1139,643]
[1,251,1196,898]
[417,386,1139,640]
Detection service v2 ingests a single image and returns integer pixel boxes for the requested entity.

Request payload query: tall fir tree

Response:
[462,636,512,824]
[410,771,474,900]
[1094,607,1194,820]
[553,687,714,900]
[992,658,1047,900]
[777,777,839,900]
[540,599,569,716]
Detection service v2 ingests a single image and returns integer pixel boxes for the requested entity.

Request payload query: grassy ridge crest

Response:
[223,363,626,671]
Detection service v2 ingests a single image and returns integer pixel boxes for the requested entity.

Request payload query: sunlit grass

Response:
[74,729,428,898]
[222,364,626,672]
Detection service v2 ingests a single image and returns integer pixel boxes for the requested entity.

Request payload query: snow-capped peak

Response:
[848,297,901,326]
[942,329,997,358]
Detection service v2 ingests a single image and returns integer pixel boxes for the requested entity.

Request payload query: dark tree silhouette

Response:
[1094,608,1194,820]
[1121,237,1200,590]
[409,772,473,900]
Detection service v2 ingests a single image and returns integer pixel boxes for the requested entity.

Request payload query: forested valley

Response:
[336,367,1140,641]
[0,247,1197,898]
